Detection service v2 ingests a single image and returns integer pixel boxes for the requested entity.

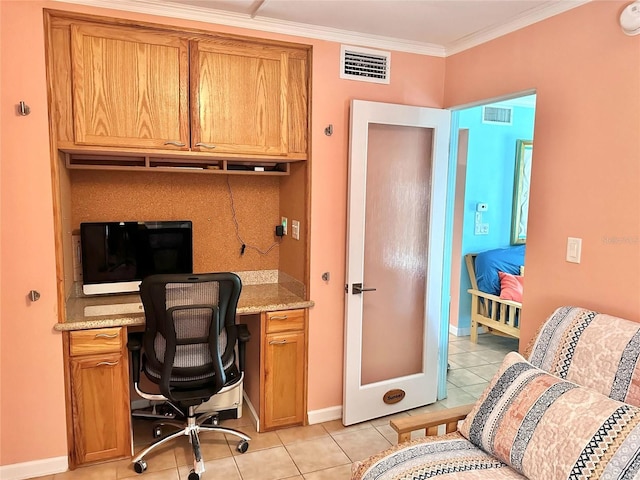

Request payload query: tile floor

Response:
[30,333,518,480]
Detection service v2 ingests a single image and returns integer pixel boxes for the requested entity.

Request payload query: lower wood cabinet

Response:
[68,327,132,465]
[245,309,308,431]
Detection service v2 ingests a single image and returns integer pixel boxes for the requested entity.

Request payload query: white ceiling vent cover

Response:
[340,45,390,84]
[482,106,513,125]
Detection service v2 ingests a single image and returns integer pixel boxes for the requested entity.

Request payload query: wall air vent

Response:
[482,106,513,125]
[340,45,390,84]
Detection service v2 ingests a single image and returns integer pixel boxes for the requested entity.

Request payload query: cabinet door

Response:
[70,352,131,464]
[263,330,305,430]
[71,24,189,150]
[190,39,288,155]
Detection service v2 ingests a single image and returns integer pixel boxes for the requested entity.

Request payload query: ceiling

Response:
[58,0,590,55]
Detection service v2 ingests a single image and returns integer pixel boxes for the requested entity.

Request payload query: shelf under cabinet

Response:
[62,150,295,176]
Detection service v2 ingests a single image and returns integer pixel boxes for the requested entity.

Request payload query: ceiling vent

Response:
[340,45,390,84]
[482,106,513,125]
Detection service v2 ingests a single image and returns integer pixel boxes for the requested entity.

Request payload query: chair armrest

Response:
[229,324,251,373]
[467,289,522,308]
[236,323,251,343]
[390,404,474,443]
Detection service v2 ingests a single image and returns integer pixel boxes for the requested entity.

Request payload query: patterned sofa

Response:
[352,306,640,480]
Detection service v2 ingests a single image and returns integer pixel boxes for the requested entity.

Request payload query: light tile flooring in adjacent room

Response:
[31,333,518,480]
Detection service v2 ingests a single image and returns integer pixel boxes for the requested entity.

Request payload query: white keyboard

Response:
[84,302,144,317]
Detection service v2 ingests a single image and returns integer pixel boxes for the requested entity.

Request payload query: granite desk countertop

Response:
[55,283,314,332]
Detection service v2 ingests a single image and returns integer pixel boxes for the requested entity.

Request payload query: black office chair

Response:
[128,272,251,480]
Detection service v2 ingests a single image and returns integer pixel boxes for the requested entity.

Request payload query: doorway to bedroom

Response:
[445,93,537,399]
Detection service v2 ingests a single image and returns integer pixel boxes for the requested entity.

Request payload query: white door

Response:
[343,99,451,425]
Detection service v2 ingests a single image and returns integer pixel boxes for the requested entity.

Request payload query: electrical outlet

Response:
[291,220,300,240]
[281,216,288,235]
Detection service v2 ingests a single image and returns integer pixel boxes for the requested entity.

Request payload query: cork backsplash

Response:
[70,170,280,273]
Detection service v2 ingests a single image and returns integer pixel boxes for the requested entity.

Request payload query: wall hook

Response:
[324,124,333,136]
[17,101,31,116]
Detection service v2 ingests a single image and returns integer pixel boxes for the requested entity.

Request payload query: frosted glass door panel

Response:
[361,123,434,386]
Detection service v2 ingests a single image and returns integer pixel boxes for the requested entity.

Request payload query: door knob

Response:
[352,283,377,295]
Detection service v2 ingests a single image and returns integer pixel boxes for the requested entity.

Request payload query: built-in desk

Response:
[57,281,313,467]
[56,283,313,331]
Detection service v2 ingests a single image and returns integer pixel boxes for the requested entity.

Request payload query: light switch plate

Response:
[566,237,582,263]
[291,220,300,240]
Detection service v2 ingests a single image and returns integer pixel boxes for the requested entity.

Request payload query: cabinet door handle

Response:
[269,340,287,345]
[95,333,118,339]
[270,315,288,320]
[96,361,119,367]
[164,140,186,147]
[195,142,216,149]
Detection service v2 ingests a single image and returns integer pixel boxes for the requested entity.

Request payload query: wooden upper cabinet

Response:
[71,24,189,150]
[191,39,305,156]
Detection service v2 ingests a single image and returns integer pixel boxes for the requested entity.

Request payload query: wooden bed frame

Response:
[464,253,521,343]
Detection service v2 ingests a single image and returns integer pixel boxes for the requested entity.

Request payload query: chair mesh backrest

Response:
[152,282,227,372]
[140,273,241,395]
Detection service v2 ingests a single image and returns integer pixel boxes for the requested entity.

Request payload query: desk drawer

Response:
[70,327,123,356]
[265,309,305,333]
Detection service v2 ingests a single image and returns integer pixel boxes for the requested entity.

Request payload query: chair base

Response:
[132,406,250,478]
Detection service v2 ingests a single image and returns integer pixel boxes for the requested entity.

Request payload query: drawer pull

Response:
[195,142,216,149]
[269,340,287,345]
[95,333,118,339]
[270,315,288,320]
[96,361,119,367]
[164,140,186,147]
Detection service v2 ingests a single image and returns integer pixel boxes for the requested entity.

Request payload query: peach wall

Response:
[0,0,445,466]
[445,1,640,347]
[1,1,68,465]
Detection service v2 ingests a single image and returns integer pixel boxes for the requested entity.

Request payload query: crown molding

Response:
[444,0,592,56]
[53,0,591,58]
[52,0,447,56]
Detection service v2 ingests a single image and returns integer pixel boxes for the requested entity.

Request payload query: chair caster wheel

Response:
[237,440,249,453]
[153,426,162,438]
[134,460,147,474]
[188,470,200,480]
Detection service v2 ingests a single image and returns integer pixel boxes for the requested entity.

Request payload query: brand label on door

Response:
[383,389,406,405]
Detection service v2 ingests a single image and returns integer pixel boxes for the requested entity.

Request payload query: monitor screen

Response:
[80,221,193,295]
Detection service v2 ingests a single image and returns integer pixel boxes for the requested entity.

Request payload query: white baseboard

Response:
[243,392,260,431]
[0,456,68,480]
[449,325,487,337]
[449,324,470,336]
[307,405,342,425]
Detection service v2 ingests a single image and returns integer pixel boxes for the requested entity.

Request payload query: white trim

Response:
[449,325,487,337]
[52,0,590,57]
[52,0,445,56]
[445,0,591,56]
[449,324,470,337]
[0,456,68,480]
[242,391,260,432]
[448,89,538,112]
[307,405,343,425]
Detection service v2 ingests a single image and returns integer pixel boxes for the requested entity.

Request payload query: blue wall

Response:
[456,100,536,331]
